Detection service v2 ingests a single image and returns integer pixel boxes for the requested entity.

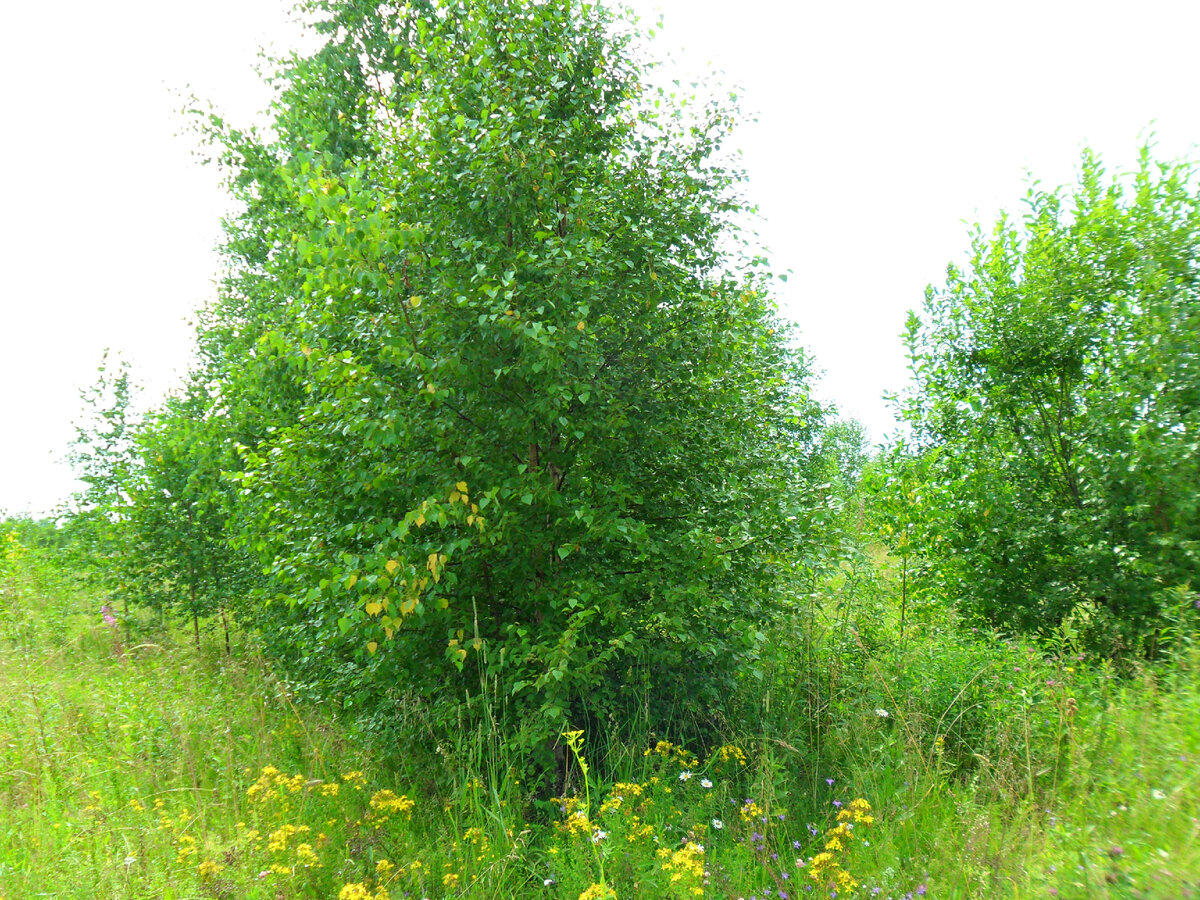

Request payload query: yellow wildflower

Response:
[197,860,222,879]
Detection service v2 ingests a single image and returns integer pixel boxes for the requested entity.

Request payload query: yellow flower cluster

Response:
[657,841,705,897]
[246,765,308,802]
[369,789,415,817]
[267,823,310,853]
[709,744,748,767]
[808,798,874,892]
[739,800,764,822]
[578,883,617,900]
[196,859,222,879]
[339,883,390,900]
[644,740,699,767]
[175,834,198,864]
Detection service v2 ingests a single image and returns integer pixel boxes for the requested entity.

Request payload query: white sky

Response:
[2,0,1198,516]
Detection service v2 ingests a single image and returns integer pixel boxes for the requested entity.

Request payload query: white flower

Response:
[679,770,693,781]
[591,829,609,843]
[700,778,713,788]
[544,878,555,886]
[1152,789,1167,800]
[711,818,724,829]
[874,708,889,718]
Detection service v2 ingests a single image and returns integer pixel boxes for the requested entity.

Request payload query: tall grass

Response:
[1,535,1197,899]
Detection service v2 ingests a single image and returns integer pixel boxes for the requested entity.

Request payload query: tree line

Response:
[61,0,1200,776]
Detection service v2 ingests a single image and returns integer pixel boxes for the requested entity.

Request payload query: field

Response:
[2,543,1196,899]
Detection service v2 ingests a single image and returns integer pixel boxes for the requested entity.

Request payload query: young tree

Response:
[124,390,254,648]
[899,148,1200,651]
[65,353,139,600]
[195,0,826,751]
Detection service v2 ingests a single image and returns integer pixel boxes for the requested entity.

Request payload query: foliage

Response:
[189,0,826,755]
[896,147,1200,649]
[122,388,256,644]
[63,353,139,596]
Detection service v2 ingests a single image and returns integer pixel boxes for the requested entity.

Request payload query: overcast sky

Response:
[3,0,1199,516]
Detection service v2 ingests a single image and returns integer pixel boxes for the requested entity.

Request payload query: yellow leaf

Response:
[409,295,422,308]
[384,626,395,639]
[385,559,399,575]
[415,513,426,527]
[471,637,482,651]
[365,601,384,616]
[448,491,461,504]
[426,383,436,393]
[436,597,449,609]
[455,481,468,493]
[300,344,313,357]
[399,596,417,615]
[576,321,585,331]
[466,515,475,527]
[346,574,358,589]
[367,641,378,655]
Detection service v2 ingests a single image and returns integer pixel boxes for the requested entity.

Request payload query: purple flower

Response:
[832,800,842,808]
[807,823,819,836]
[101,605,118,627]
[793,840,802,849]
[825,778,834,787]
[917,887,927,896]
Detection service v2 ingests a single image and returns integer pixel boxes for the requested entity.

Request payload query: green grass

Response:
[1,542,1197,899]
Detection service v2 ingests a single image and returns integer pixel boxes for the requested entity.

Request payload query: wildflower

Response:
[370,789,415,817]
[1152,789,1167,800]
[592,829,609,843]
[701,778,713,788]
[826,778,834,787]
[578,884,617,900]
[712,819,724,829]
[296,843,319,866]
[680,770,694,782]
[874,709,889,718]
[197,860,222,879]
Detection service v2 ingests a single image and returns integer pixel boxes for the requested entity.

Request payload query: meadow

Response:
[2,534,1196,899]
